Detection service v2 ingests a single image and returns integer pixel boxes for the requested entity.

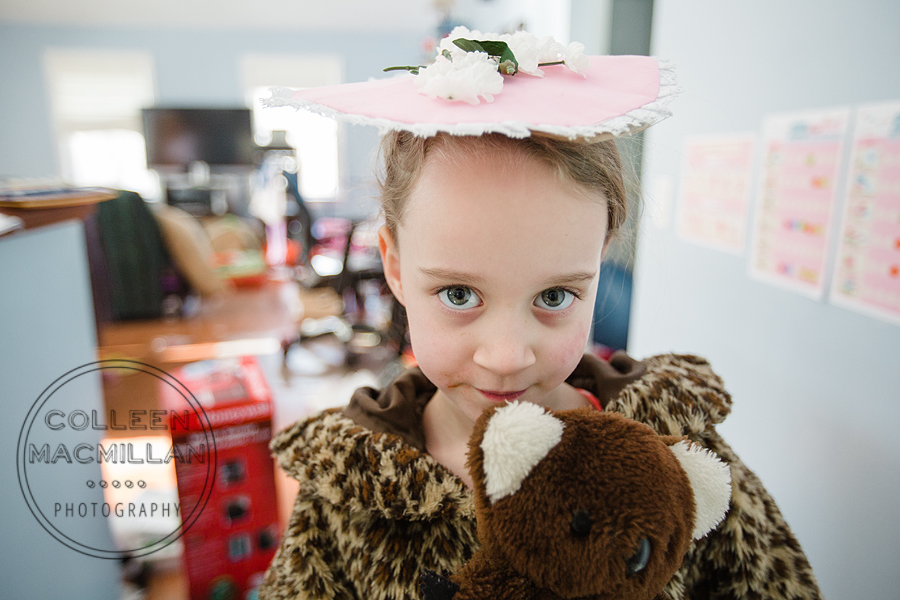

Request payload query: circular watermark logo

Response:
[16,360,217,559]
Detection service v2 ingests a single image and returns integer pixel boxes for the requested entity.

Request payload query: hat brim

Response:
[265,55,678,140]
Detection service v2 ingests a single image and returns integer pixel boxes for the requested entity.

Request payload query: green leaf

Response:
[452,38,486,53]
[452,38,518,75]
[475,40,513,60]
[383,65,420,75]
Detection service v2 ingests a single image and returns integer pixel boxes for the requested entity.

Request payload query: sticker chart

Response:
[830,101,900,325]
[749,108,850,299]
[677,134,756,253]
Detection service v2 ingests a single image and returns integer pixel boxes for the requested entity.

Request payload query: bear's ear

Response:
[480,402,565,504]
[669,441,732,539]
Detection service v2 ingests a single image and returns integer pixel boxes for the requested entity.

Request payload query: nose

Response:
[472,314,537,377]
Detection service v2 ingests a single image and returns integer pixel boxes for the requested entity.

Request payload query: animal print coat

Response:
[258,353,822,600]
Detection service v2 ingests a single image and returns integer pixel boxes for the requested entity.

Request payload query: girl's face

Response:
[378,143,609,423]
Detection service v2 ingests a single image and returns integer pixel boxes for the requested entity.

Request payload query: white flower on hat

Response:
[537,35,567,64]
[506,30,544,76]
[415,51,504,105]
[437,27,560,78]
[564,42,591,76]
[387,28,596,103]
[438,25,480,59]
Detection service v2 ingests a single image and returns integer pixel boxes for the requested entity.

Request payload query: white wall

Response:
[453,0,572,42]
[631,2,900,599]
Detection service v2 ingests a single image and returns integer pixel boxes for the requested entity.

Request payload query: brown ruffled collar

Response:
[343,351,646,452]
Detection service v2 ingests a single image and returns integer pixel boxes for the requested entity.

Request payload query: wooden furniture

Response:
[0,187,115,229]
[97,278,304,433]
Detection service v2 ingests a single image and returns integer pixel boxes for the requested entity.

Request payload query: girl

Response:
[259,30,822,600]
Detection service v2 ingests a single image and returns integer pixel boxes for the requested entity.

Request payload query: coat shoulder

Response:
[269,407,474,521]
[611,353,733,437]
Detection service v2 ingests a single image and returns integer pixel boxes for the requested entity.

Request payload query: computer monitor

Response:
[142,107,259,169]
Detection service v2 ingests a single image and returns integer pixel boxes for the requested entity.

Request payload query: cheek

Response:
[548,321,592,371]
[406,307,438,358]
[404,300,466,384]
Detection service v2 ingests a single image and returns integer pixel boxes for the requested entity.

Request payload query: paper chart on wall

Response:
[829,101,900,326]
[748,107,851,299]
[677,134,756,254]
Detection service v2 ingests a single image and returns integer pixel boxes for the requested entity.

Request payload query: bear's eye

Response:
[570,508,592,537]
[626,538,651,575]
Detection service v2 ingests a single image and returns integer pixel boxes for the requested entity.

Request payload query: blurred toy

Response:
[421,404,732,600]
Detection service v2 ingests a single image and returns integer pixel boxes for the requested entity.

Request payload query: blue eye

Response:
[536,288,576,311]
[439,286,481,310]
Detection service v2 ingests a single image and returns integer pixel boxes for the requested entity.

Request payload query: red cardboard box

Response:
[162,356,279,600]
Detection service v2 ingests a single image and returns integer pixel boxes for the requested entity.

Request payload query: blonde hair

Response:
[377,131,627,247]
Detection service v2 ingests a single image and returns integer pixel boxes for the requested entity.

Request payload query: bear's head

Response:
[466,403,731,600]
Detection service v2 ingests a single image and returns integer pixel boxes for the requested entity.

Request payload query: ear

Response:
[378,224,405,306]
[480,402,565,504]
[669,441,732,540]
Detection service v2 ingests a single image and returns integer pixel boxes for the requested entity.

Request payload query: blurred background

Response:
[1,0,898,599]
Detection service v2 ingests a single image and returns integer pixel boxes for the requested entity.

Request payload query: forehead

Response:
[398,143,608,284]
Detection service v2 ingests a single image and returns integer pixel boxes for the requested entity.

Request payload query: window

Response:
[44,49,159,199]
[241,54,343,201]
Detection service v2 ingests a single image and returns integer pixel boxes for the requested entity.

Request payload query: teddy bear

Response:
[420,402,732,600]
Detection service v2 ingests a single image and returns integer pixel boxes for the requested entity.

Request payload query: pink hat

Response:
[265,31,678,140]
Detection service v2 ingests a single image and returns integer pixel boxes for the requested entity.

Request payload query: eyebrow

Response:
[418,267,597,287]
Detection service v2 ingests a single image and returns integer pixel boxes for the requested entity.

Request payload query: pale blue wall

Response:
[631,1,900,599]
[0,23,423,197]
[0,222,121,599]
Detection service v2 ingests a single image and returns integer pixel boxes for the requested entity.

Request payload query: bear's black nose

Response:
[570,508,592,537]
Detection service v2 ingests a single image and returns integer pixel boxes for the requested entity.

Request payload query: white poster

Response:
[677,134,756,254]
[830,100,900,326]
[748,107,851,299]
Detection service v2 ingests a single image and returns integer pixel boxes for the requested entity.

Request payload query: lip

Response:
[478,388,527,402]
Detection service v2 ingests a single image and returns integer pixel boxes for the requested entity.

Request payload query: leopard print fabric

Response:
[259,354,822,600]
[260,411,478,600]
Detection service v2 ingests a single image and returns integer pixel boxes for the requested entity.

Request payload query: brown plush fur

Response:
[444,409,697,600]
